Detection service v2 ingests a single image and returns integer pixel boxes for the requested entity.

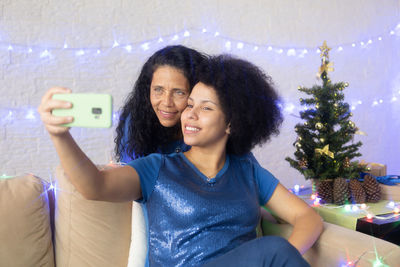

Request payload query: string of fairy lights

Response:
[1,24,400,122]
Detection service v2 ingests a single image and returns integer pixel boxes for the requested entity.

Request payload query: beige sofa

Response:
[1,166,400,267]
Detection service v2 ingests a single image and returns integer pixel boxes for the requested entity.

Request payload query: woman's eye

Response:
[153,87,163,93]
[186,104,193,108]
[202,106,212,111]
[175,90,187,96]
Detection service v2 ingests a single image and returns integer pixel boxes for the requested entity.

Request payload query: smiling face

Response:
[181,82,230,149]
[150,66,190,127]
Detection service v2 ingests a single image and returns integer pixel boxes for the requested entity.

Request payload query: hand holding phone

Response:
[52,93,113,128]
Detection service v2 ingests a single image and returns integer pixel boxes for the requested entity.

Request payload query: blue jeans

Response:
[202,236,310,267]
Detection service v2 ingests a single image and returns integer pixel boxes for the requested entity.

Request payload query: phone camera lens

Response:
[92,108,102,114]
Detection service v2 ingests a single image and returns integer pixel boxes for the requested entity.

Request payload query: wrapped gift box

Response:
[360,161,387,177]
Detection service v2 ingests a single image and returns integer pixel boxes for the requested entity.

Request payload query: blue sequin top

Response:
[128,152,279,266]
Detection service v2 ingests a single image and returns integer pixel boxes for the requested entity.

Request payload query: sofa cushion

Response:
[0,174,54,267]
[54,165,132,267]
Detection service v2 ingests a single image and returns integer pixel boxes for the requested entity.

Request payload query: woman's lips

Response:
[184,125,200,134]
[159,110,178,119]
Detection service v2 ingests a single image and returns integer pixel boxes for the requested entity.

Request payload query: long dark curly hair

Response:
[115,45,207,161]
[196,54,283,155]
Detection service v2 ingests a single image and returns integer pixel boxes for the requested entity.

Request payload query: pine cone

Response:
[333,178,350,205]
[316,180,333,203]
[348,179,366,204]
[363,175,381,203]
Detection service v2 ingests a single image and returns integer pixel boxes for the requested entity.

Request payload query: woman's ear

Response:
[225,123,231,135]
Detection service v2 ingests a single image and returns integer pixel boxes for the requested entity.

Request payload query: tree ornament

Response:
[315,122,323,129]
[319,138,325,143]
[343,157,350,168]
[295,142,302,148]
[299,158,308,169]
[344,82,349,87]
[315,103,320,109]
[315,144,334,158]
[304,122,309,126]
[349,121,355,128]
[318,62,334,77]
[319,40,331,62]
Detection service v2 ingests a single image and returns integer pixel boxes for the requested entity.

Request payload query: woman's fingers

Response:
[38,87,73,135]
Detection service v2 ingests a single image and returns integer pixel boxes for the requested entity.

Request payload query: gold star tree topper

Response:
[317,41,334,78]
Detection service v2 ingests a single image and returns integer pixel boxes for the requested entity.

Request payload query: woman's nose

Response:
[186,107,198,120]
[161,92,173,107]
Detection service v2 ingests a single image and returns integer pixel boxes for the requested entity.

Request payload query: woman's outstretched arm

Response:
[264,183,323,255]
[38,87,141,202]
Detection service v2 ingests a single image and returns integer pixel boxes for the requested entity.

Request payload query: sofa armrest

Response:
[0,174,54,267]
[262,217,400,267]
[54,164,132,267]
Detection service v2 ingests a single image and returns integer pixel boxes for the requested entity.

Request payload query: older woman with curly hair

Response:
[39,54,322,266]
[114,45,208,162]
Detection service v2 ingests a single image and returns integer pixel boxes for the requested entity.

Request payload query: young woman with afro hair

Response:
[38,54,322,266]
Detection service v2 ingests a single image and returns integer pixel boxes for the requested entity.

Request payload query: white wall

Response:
[1,0,399,188]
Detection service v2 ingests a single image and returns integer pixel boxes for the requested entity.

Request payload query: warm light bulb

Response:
[366,213,373,219]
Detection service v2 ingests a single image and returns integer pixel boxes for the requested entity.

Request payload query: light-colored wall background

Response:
[1,0,399,188]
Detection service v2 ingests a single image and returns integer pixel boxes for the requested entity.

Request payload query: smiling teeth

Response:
[186,126,199,132]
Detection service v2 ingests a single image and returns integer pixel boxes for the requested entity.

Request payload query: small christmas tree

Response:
[285,41,368,204]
